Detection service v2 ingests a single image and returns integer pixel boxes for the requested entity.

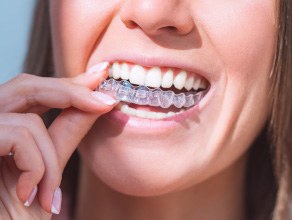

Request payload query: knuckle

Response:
[17,73,30,79]
[13,126,32,140]
[15,73,35,83]
[13,74,39,104]
[36,162,46,176]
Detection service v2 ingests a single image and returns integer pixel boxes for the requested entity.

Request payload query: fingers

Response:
[0,62,110,114]
[48,104,116,171]
[0,124,44,206]
[0,62,118,214]
[0,95,118,214]
[0,113,62,214]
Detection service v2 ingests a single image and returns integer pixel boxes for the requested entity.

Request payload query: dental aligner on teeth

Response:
[98,78,206,109]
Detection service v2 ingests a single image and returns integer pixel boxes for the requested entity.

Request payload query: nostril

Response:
[165,26,177,31]
[162,26,178,33]
[124,20,138,29]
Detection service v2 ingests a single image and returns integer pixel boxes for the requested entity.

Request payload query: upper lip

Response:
[101,53,214,84]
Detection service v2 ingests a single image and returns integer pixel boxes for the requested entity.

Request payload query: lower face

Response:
[50,0,277,195]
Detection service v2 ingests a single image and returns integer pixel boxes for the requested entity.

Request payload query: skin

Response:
[49,0,277,219]
[0,0,277,219]
[0,71,117,218]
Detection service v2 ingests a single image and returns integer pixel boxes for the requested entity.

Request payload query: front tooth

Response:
[135,109,147,118]
[120,103,129,113]
[112,63,121,79]
[156,112,167,119]
[193,77,201,90]
[167,112,175,117]
[145,67,162,88]
[174,71,187,90]
[148,111,158,119]
[118,103,181,120]
[184,76,194,91]
[128,106,136,116]
[129,65,146,85]
[161,69,174,88]
[120,63,130,80]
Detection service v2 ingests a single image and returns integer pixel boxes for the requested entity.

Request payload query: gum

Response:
[98,79,205,109]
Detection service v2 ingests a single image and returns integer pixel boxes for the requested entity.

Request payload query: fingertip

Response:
[16,181,37,207]
[37,181,56,214]
[24,186,38,207]
[51,187,62,215]
[38,183,63,214]
[70,65,109,89]
[17,170,44,208]
[86,62,110,74]
[91,91,119,106]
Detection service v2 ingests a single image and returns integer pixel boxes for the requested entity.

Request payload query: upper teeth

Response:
[109,62,208,91]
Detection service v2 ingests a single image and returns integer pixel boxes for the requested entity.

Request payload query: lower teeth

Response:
[98,78,206,109]
[116,103,185,120]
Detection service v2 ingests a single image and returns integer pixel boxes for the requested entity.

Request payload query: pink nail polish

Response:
[87,62,109,74]
[24,186,38,207]
[51,187,62,214]
[92,91,118,105]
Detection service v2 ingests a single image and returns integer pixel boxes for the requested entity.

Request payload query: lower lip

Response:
[102,86,214,131]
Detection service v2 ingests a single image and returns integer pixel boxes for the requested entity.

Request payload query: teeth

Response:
[120,102,129,112]
[135,109,147,118]
[117,103,184,120]
[167,112,175,117]
[112,63,121,79]
[193,76,201,90]
[129,65,146,85]
[120,63,130,80]
[161,69,174,88]
[173,71,187,90]
[110,62,208,91]
[184,76,194,91]
[145,67,162,88]
[156,113,167,120]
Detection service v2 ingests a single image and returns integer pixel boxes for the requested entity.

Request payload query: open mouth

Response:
[98,61,210,120]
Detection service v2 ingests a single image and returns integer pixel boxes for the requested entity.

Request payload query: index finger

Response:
[0,62,109,114]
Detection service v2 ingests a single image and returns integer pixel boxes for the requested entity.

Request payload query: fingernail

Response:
[87,62,109,74]
[24,185,38,207]
[51,187,62,215]
[92,91,118,105]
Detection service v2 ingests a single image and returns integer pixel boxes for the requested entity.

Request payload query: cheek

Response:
[196,0,277,81]
[50,0,119,76]
[188,0,277,172]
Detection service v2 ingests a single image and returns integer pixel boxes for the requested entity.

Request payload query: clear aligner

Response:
[98,79,206,109]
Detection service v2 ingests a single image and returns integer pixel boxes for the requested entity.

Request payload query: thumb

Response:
[48,105,115,170]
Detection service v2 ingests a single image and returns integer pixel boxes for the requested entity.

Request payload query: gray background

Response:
[0,0,36,83]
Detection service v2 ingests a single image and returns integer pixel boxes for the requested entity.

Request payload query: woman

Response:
[0,0,291,219]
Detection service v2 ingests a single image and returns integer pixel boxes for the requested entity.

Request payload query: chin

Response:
[77,122,207,197]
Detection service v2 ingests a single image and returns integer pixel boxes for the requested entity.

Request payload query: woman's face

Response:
[50,0,277,195]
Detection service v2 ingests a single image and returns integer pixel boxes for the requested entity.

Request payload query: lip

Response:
[95,53,217,131]
[100,53,215,85]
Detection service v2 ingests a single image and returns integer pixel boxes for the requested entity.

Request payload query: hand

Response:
[0,62,118,219]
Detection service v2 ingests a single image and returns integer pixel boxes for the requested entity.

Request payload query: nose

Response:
[120,0,194,36]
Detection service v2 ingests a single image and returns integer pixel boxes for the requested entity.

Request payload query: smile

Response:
[98,62,210,120]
